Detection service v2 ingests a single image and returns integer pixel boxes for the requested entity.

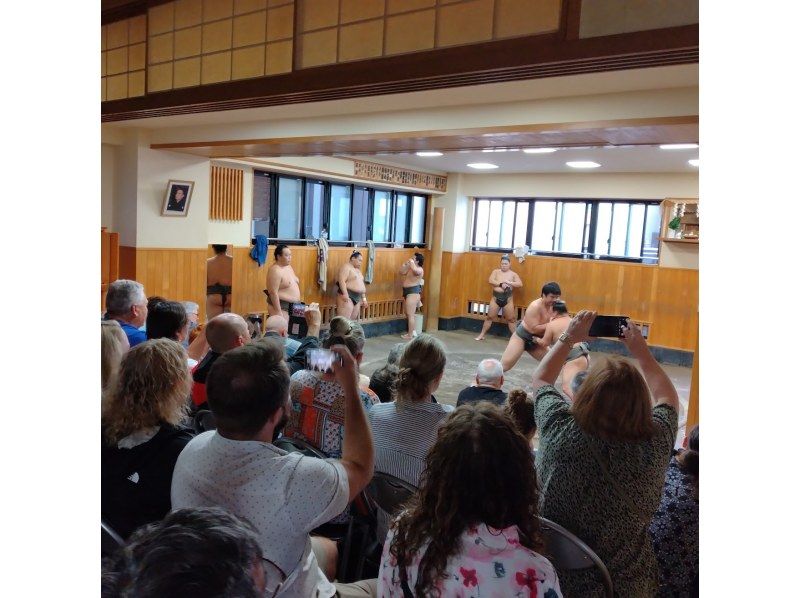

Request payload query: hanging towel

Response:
[365,240,375,284]
[317,237,329,291]
[250,235,268,266]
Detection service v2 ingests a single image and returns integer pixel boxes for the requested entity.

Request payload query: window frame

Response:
[471,197,661,264]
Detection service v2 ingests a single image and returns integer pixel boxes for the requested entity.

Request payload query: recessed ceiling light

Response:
[415,151,443,157]
[467,162,499,170]
[481,149,494,153]
[523,148,558,154]
[688,159,699,167]
[566,161,600,169]
[659,143,699,150]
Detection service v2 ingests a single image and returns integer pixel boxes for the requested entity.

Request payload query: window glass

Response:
[555,202,587,253]
[642,204,661,262]
[329,184,351,241]
[499,200,516,248]
[252,171,271,222]
[303,181,325,239]
[351,187,370,242]
[394,193,409,244]
[514,202,529,248]
[372,190,392,242]
[277,176,302,239]
[486,200,503,247]
[474,200,491,246]
[594,202,613,255]
[626,204,646,257]
[410,195,426,244]
[531,201,557,251]
[609,203,630,256]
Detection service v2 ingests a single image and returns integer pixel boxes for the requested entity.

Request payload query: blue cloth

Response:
[118,320,147,347]
[250,235,268,266]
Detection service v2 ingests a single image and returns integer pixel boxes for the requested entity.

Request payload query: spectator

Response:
[285,316,379,460]
[191,313,250,411]
[650,425,699,597]
[101,320,129,396]
[379,402,561,597]
[101,339,194,539]
[264,314,302,357]
[171,339,378,597]
[455,358,507,407]
[285,303,324,376]
[531,311,680,596]
[368,343,405,403]
[146,300,195,367]
[102,507,267,598]
[570,369,588,397]
[180,300,200,349]
[504,388,536,443]
[188,322,204,345]
[104,279,148,348]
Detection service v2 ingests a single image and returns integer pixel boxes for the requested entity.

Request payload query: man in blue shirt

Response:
[104,279,148,347]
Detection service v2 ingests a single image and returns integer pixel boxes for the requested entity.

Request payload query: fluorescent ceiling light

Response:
[566,161,600,169]
[415,151,443,157]
[659,143,699,150]
[467,162,499,170]
[688,159,699,167]
[523,148,558,154]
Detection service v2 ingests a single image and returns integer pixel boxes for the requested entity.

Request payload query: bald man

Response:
[264,314,301,358]
[191,313,250,411]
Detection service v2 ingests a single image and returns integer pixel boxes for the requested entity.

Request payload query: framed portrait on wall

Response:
[161,180,194,216]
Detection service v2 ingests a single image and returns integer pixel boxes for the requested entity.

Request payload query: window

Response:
[303,180,325,239]
[276,176,302,239]
[372,190,392,243]
[251,171,271,238]
[351,187,370,243]
[410,195,426,244]
[329,184,351,241]
[393,193,409,244]
[472,197,661,263]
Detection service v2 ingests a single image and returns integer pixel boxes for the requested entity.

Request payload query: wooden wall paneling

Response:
[119,246,137,280]
[424,206,445,330]
[686,324,699,429]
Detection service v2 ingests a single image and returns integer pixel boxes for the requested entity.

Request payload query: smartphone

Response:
[291,303,307,317]
[588,315,628,338]
[306,348,342,373]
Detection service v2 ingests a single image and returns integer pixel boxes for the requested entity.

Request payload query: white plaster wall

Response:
[101,143,117,231]
[660,242,699,269]
[114,131,141,247]
[435,173,471,253]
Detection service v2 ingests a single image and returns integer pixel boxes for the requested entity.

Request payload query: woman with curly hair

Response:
[379,402,561,597]
[101,338,194,538]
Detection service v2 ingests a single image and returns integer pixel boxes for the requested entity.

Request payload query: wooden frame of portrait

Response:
[161,180,194,217]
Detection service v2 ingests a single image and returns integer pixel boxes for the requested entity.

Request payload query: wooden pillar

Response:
[424,207,445,331]
[686,323,699,431]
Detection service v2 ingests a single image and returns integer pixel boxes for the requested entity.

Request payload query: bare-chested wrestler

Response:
[534,300,589,399]
[500,281,562,372]
[264,244,301,322]
[474,254,523,341]
[399,252,424,340]
[206,244,233,320]
[336,250,368,319]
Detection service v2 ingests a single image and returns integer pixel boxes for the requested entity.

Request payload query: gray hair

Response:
[105,279,145,317]
[476,358,503,385]
[181,300,199,316]
[387,342,406,365]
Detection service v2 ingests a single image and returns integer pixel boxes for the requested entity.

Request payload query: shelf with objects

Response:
[659,198,699,244]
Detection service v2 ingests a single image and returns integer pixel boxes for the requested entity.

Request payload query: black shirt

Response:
[456,385,508,407]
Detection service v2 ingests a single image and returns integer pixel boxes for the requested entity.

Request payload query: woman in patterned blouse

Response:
[650,425,699,596]
[530,311,681,597]
[379,402,562,597]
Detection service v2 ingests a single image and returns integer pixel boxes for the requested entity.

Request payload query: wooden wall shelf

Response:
[660,237,699,244]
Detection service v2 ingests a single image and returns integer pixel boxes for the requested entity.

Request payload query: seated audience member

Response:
[189,322,204,345]
[368,343,405,403]
[504,388,536,444]
[101,339,194,539]
[191,313,250,411]
[379,403,561,597]
[102,507,268,598]
[171,339,378,597]
[104,279,148,348]
[264,314,302,357]
[180,300,200,348]
[146,300,195,367]
[101,320,129,396]
[531,311,680,597]
[650,425,699,597]
[456,358,508,407]
[285,316,379,459]
[284,303,325,376]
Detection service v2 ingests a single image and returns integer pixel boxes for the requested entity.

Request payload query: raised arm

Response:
[286,303,322,375]
[410,263,423,277]
[621,320,680,412]
[531,311,596,391]
[398,260,410,275]
[266,266,282,314]
[330,345,374,500]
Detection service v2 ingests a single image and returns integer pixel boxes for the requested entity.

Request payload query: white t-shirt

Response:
[171,431,349,598]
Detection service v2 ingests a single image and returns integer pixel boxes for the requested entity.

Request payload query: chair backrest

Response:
[365,472,417,516]
[538,516,614,597]
[101,520,125,558]
[273,435,326,459]
[193,409,217,433]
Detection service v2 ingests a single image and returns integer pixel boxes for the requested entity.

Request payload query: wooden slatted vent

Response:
[210,165,244,221]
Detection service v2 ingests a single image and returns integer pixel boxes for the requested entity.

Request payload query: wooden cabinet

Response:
[660,198,699,244]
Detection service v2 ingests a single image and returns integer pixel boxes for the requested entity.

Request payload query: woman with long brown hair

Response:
[531,310,680,596]
[379,402,561,596]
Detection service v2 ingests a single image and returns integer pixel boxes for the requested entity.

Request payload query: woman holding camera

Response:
[531,310,680,597]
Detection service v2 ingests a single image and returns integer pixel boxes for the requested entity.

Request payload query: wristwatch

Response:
[558,331,572,345]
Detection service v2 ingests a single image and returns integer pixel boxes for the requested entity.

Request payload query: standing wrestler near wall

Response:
[336,250,368,319]
[206,245,233,320]
[399,253,424,340]
[500,281,561,372]
[265,244,301,322]
[474,254,523,341]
